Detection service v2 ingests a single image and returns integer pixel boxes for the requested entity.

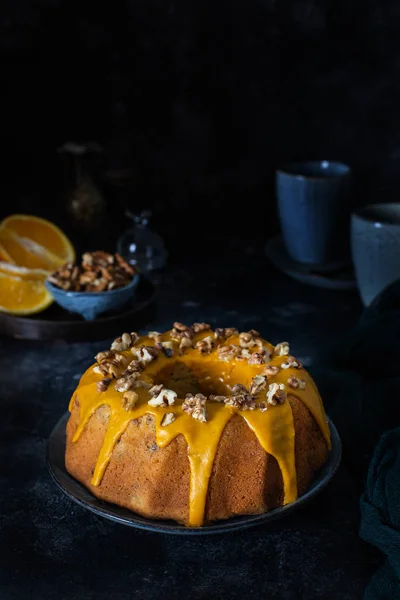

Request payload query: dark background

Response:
[1,6,392,595]
[2,0,400,254]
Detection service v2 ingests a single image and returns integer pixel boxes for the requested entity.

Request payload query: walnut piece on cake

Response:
[148,388,177,407]
[161,413,176,427]
[121,390,138,411]
[195,336,215,355]
[261,364,280,377]
[274,342,290,357]
[214,327,238,340]
[182,393,207,422]
[287,376,306,389]
[281,356,303,369]
[266,383,287,406]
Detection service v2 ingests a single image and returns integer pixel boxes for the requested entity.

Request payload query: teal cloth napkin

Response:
[360,428,400,599]
[310,283,400,477]
[309,281,400,599]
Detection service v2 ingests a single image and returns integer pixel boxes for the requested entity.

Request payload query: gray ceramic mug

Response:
[276,161,352,264]
[351,203,400,306]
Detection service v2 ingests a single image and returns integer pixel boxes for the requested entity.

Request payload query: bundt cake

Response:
[65,323,331,527]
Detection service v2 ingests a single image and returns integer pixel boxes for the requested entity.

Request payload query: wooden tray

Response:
[0,277,157,342]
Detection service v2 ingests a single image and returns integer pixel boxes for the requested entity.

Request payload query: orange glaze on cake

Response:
[69,329,331,527]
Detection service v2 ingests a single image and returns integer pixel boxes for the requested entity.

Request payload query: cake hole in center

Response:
[155,361,231,397]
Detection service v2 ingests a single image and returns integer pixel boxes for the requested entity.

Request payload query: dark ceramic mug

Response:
[351,203,400,306]
[276,161,352,264]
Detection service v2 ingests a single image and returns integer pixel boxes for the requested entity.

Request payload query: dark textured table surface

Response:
[0,248,381,599]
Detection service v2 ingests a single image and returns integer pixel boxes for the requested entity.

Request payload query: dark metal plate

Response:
[47,412,342,535]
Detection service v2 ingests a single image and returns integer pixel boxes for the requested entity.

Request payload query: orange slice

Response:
[0,261,49,281]
[0,228,64,271]
[1,214,75,263]
[0,242,15,263]
[0,271,53,315]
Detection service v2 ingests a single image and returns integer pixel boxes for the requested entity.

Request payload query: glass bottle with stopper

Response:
[117,210,168,273]
[58,141,105,231]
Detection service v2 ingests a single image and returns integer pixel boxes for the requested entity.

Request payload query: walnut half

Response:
[192,322,211,333]
[225,394,256,410]
[248,352,266,365]
[148,388,177,407]
[214,327,238,340]
[248,375,267,395]
[261,364,280,377]
[195,336,214,355]
[182,393,207,422]
[121,390,138,411]
[239,331,260,348]
[274,342,290,357]
[155,341,175,357]
[281,356,303,369]
[218,344,241,362]
[97,378,112,393]
[161,413,176,427]
[266,383,287,406]
[131,345,158,365]
[287,376,306,390]
[115,374,139,392]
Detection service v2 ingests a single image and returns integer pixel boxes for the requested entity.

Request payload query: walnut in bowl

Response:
[45,252,139,320]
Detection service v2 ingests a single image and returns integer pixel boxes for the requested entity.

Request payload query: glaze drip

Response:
[69,330,331,526]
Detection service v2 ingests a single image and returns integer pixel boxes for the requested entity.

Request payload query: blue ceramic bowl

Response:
[45,275,140,321]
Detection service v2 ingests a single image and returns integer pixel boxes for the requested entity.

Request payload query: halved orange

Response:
[0,271,53,315]
[0,242,15,263]
[0,261,49,281]
[0,228,64,271]
[1,214,75,263]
